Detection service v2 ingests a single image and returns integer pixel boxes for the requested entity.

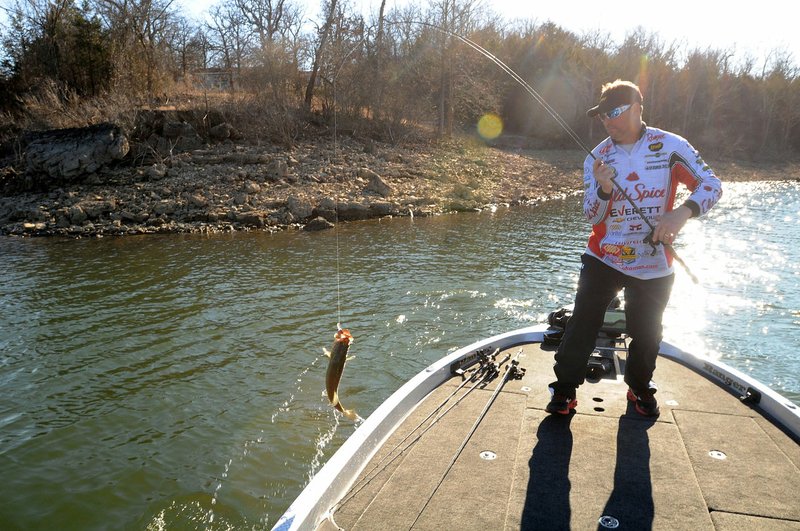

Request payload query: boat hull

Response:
[274,326,800,531]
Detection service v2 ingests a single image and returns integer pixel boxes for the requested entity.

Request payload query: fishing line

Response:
[333,74,342,328]
[332,39,367,329]
[405,21,698,283]
[411,21,593,154]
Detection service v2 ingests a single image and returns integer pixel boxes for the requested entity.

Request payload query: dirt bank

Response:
[0,137,797,238]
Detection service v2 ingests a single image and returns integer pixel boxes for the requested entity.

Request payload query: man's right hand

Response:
[592,158,616,195]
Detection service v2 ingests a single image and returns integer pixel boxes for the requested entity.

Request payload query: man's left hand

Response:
[653,206,692,244]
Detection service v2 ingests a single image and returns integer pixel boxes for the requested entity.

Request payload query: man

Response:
[546,79,722,417]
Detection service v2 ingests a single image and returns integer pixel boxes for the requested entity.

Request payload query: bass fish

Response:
[324,328,358,420]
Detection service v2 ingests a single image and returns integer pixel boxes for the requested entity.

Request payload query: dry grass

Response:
[4,85,800,187]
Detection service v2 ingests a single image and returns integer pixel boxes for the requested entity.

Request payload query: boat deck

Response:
[328,342,800,530]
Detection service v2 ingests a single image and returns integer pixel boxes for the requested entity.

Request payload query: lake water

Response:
[0,180,797,529]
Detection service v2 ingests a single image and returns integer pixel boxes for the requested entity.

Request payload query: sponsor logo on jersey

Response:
[613,183,666,202]
[602,244,637,264]
[610,205,662,217]
[620,246,637,263]
[587,199,601,218]
[649,142,663,152]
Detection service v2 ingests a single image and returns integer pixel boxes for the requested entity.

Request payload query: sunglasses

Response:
[600,104,632,120]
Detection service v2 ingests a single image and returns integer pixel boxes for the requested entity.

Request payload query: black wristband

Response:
[682,200,701,218]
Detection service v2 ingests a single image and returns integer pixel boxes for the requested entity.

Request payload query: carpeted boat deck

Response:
[331,343,800,530]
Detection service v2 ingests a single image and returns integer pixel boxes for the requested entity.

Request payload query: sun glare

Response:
[477,113,503,140]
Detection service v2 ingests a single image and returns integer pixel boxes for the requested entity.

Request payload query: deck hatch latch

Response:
[598,515,620,528]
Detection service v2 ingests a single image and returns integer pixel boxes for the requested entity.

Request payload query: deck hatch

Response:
[674,409,800,521]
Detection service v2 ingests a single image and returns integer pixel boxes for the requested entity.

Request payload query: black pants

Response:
[551,254,675,397]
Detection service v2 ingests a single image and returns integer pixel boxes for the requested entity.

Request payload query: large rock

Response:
[369,201,400,217]
[22,123,129,190]
[76,199,116,220]
[232,210,266,227]
[266,159,289,181]
[360,168,392,197]
[287,195,313,220]
[158,121,202,151]
[314,197,337,222]
[152,200,178,216]
[209,123,238,141]
[313,197,376,222]
[304,216,335,231]
[337,201,371,221]
[163,121,192,139]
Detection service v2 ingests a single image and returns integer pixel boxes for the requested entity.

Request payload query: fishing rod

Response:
[412,21,699,284]
[332,347,504,511]
[409,347,525,529]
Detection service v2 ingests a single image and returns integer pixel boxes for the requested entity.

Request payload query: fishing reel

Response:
[586,356,614,380]
[643,230,660,256]
[508,359,526,380]
[450,347,498,380]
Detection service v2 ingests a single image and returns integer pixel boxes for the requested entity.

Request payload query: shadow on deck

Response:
[331,343,800,530]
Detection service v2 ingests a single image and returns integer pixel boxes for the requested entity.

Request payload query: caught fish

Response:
[324,328,358,420]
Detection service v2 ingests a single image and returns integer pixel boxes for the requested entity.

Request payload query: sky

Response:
[177,0,797,68]
[0,0,793,68]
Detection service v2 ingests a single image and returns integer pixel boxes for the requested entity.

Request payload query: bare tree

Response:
[363,0,387,121]
[427,0,484,137]
[94,0,178,97]
[168,15,198,81]
[304,0,338,111]
[206,2,253,91]
[758,50,799,154]
[235,0,288,47]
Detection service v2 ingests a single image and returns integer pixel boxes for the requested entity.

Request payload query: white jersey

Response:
[583,125,722,279]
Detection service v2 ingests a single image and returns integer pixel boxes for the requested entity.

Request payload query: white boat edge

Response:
[272,325,800,531]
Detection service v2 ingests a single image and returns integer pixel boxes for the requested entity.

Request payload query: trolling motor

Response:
[587,298,627,381]
[543,307,571,346]
[544,298,626,381]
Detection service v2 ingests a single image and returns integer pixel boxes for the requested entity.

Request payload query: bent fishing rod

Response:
[412,22,699,284]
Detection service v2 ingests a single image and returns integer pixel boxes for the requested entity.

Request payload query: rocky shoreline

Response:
[0,136,588,238]
[1,135,797,239]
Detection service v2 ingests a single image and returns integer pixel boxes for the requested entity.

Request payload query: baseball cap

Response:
[586,83,643,118]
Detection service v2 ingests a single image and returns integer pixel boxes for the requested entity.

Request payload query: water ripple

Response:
[0,182,797,529]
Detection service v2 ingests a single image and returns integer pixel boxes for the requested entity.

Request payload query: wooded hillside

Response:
[2,0,798,159]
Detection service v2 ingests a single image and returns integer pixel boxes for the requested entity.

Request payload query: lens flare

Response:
[638,54,650,94]
[477,113,503,140]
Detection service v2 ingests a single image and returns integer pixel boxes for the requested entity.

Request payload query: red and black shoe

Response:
[627,388,660,417]
[546,393,577,415]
